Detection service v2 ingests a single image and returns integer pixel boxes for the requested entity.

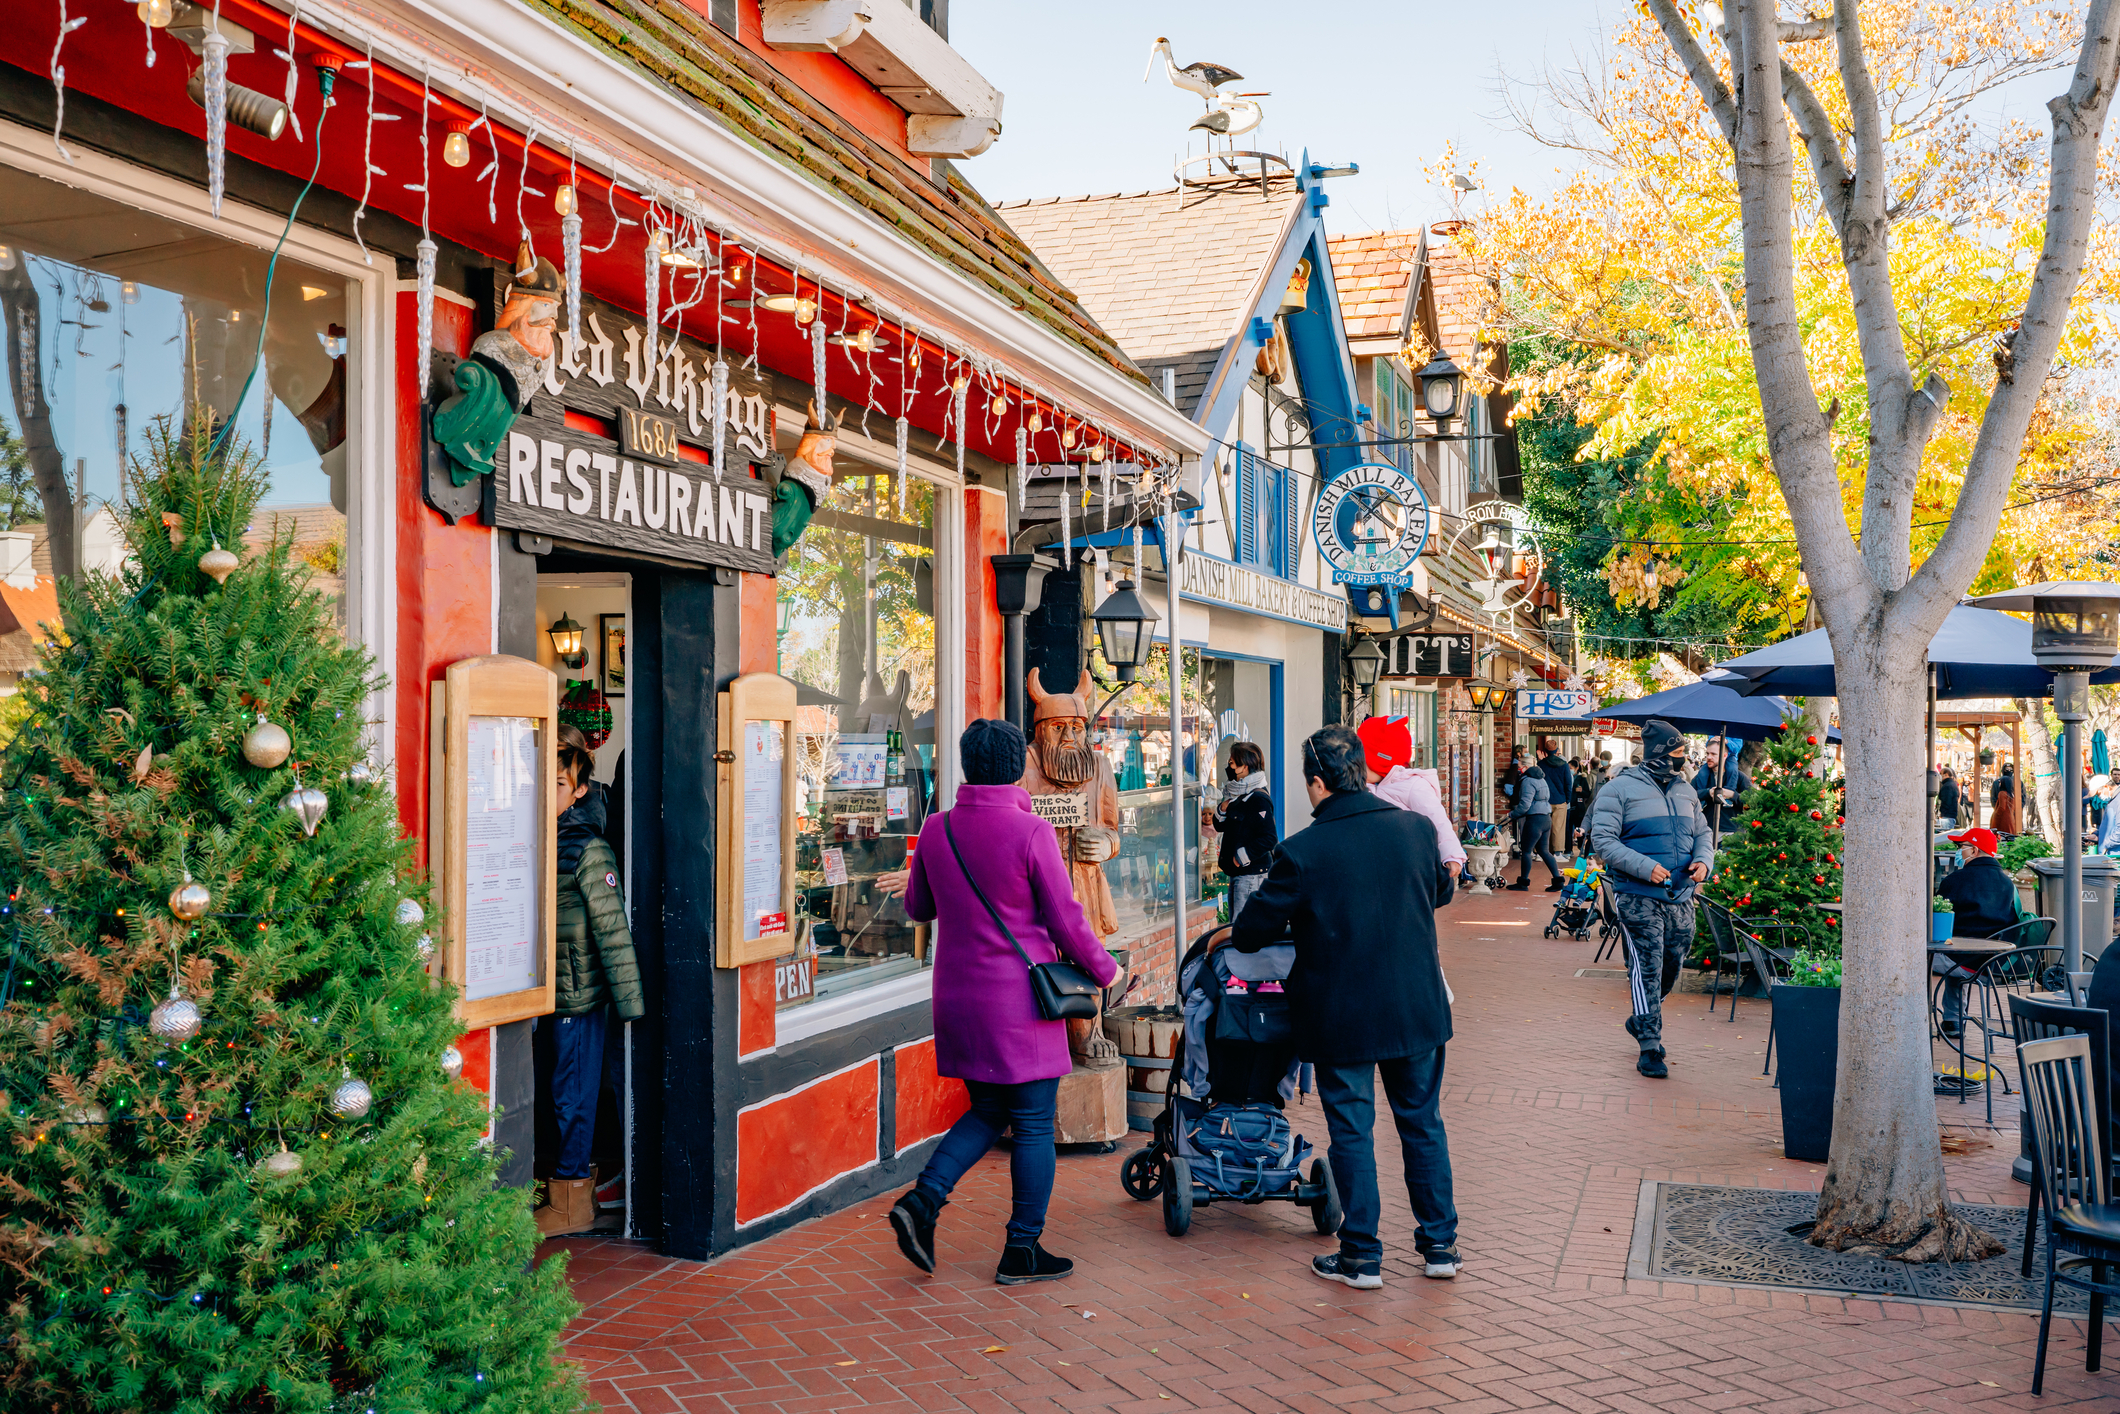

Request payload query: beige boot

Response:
[535,1177,595,1237]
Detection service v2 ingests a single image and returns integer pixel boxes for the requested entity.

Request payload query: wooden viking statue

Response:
[1019,668,1123,936]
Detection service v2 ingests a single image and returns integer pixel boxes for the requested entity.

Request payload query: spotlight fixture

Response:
[187,68,290,141]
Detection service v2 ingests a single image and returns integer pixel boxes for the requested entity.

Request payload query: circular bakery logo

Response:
[1311,462,1432,588]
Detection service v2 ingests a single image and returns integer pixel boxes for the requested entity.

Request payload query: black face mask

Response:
[1643,751,1684,785]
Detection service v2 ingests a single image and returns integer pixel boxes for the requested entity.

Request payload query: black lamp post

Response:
[1091,578,1159,684]
[1966,581,2120,971]
[991,552,1059,731]
[548,612,587,672]
[1346,633,1385,717]
[1416,351,1465,428]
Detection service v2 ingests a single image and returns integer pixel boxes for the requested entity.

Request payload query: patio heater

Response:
[1965,583,2120,972]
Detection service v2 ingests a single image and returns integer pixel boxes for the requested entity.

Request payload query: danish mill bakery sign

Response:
[483,292,781,575]
[1311,462,1433,592]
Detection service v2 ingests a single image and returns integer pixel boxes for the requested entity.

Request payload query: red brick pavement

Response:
[547,888,2112,1411]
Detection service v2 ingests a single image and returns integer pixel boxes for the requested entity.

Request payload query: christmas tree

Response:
[1704,722,1846,949]
[0,413,582,1411]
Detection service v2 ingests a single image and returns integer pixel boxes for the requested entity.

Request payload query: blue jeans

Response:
[915,1076,1061,1246]
[550,1009,608,1180]
[1314,1050,1458,1262]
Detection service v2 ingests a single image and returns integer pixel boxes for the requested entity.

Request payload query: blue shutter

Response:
[1279,463,1299,578]
[1236,446,1258,566]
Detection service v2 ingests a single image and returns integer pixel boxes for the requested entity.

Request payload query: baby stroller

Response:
[1544,856,1604,940]
[1119,926,1342,1238]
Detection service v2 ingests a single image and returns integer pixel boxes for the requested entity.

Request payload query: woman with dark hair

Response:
[886,719,1121,1286]
[1211,739,1277,917]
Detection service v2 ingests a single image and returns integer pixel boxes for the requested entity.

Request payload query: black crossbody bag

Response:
[942,811,1100,1021]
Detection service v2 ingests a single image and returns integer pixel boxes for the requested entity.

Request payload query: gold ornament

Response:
[241,716,291,769]
[169,873,211,921]
[198,543,240,585]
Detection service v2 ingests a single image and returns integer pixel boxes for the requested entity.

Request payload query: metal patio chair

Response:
[2008,995,2113,1280]
[2015,1033,2120,1394]
[1951,944,2064,1123]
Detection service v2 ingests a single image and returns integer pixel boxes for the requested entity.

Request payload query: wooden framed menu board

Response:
[429,654,559,1027]
[718,672,800,968]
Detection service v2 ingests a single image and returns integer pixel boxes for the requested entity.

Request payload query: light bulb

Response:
[951,373,969,393]
[120,281,140,304]
[794,298,817,325]
[1027,411,1043,433]
[728,262,746,285]
[1061,429,1077,449]
[138,0,173,26]
[990,395,1008,416]
[1089,444,1106,463]
[554,184,576,217]
[442,127,471,168]
[649,228,670,256]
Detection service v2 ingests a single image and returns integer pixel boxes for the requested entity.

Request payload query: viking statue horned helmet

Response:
[1027,668,1096,724]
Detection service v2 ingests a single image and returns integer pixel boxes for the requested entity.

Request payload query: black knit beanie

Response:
[1640,719,1685,768]
[959,718,1027,786]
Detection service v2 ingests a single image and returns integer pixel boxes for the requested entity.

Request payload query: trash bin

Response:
[2031,856,2119,961]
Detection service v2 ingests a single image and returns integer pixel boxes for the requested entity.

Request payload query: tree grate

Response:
[1630,1181,2090,1315]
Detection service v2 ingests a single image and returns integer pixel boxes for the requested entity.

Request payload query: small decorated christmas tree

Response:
[1705,723,1846,948]
[0,412,581,1410]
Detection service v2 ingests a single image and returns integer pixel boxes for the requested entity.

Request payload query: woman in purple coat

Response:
[887,719,1120,1285]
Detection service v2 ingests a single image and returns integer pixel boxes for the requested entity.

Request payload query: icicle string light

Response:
[811,315,826,425]
[895,416,909,517]
[953,377,969,486]
[350,41,378,265]
[1058,456,1071,570]
[278,1,305,141]
[1014,426,1028,524]
[644,232,660,373]
[472,100,498,223]
[415,239,437,400]
[142,1,159,69]
[203,28,232,206]
[709,357,729,482]
[50,3,87,164]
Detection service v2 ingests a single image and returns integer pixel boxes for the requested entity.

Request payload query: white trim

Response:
[732,1051,883,1227]
[0,116,395,767]
[734,1149,880,1228]
[306,0,1210,463]
[768,967,934,1049]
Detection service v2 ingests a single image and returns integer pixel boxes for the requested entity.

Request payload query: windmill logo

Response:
[1310,462,1431,588]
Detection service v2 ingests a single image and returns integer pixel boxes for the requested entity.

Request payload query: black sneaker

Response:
[1637,1052,1669,1079]
[1420,1245,1463,1280]
[888,1187,942,1274]
[1311,1251,1383,1289]
[1545,881,1565,892]
[995,1242,1072,1285]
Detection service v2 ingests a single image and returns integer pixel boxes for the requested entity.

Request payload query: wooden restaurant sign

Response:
[483,293,783,575]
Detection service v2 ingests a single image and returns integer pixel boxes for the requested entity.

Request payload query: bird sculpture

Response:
[1145,37,1243,104]
[1189,91,1268,140]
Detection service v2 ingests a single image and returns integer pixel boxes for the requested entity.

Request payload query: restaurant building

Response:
[0,0,1201,1257]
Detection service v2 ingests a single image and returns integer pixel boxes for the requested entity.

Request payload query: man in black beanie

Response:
[1588,720,1715,1078]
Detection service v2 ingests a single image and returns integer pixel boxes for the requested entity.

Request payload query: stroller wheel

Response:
[1308,1157,1343,1236]
[1542,925,1558,939]
[1121,1147,1164,1201]
[1162,1156,1194,1237]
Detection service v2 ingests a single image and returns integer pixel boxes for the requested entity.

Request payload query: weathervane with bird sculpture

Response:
[1145,36,1268,145]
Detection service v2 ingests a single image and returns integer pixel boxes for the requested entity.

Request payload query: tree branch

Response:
[1643,0,1741,149]
[1780,61,1853,235]
[1781,15,1832,42]
[1900,0,2120,625]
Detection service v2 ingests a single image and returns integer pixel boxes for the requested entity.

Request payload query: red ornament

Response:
[1806,735,1817,745]
[1825,852,1835,863]
[1751,820,1763,829]
[1777,852,1787,860]
[1809,810,1822,819]
[1813,875,1824,884]
[1826,914,1838,926]
[1787,802,1799,812]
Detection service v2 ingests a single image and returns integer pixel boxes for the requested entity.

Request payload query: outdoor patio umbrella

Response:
[2095,728,2110,778]
[1593,678,1839,832]
[1710,604,2120,700]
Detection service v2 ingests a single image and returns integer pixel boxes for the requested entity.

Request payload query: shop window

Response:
[1235,447,1296,579]
[781,471,937,1009]
[0,166,351,608]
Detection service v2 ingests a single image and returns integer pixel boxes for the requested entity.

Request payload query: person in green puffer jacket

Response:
[538,730,645,1238]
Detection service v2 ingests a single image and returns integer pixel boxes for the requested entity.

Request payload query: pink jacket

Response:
[1373,766,1467,868]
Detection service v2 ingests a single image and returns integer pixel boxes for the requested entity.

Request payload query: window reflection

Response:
[783,472,937,1008]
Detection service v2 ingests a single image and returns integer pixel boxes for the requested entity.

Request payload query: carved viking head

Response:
[497,240,564,361]
[1028,668,1099,786]
[793,400,838,484]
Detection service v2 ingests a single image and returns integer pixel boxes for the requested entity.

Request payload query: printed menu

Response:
[744,719,786,940]
[464,715,542,1000]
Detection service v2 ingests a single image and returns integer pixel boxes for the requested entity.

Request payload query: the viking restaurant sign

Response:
[484,294,782,575]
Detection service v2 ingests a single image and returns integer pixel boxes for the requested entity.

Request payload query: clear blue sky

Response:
[952,0,1622,232]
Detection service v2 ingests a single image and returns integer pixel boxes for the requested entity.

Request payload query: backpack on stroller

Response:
[1118,926,1342,1238]
[1544,856,1604,940]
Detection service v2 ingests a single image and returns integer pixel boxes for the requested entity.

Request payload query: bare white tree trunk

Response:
[2022,699,2065,847]
[1645,0,2120,1259]
[1802,696,1835,777]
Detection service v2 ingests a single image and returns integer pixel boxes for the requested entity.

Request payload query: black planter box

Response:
[1770,982,1841,1163]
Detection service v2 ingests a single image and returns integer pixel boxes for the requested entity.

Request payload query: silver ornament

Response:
[396,898,425,929]
[241,716,292,769]
[416,932,435,961]
[169,876,211,921]
[198,544,240,584]
[330,1077,374,1120]
[150,990,201,1044]
[66,1102,107,1126]
[440,1045,464,1081]
[347,760,379,787]
[280,784,328,837]
[262,1148,303,1176]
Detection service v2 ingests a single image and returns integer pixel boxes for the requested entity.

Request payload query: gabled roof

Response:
[526,0,1144,387]
[0,575,61,676]
[1425,225,1498,373]
[1326,230,1423,344]
[996,180,1304,418]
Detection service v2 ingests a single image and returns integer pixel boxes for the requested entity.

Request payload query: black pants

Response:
[1314,1051,1458,1262]
[1515,817,1559,883]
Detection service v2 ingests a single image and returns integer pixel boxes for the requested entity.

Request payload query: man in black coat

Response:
[1933,826,2024,1038]
[1219,724,1459,1290]
[1537,738,1574,859]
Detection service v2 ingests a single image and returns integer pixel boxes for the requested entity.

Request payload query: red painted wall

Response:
[736,1061,880,1224]
[891,1038,967,1152]
[672,0,921,165]
[965,487,1007,721]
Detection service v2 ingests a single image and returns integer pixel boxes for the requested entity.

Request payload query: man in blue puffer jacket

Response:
[1589,720,1716,1078]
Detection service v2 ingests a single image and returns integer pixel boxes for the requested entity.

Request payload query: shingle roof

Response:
[1326,230,1422,343]
[996,181,1304,419]
[1425,226,1499,373]
[528,0,1145,387]
[0,576,60,676]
